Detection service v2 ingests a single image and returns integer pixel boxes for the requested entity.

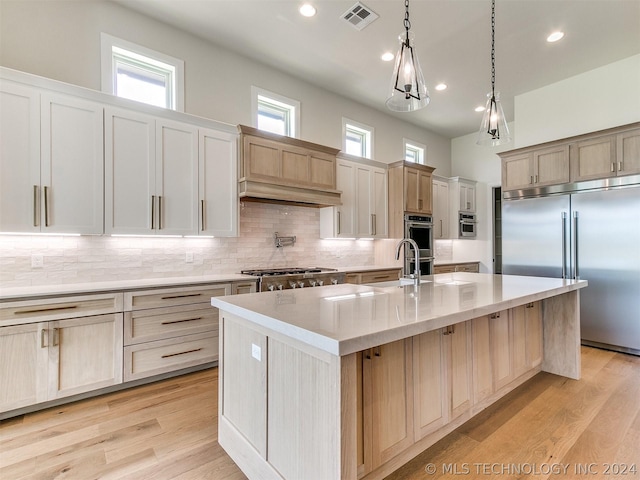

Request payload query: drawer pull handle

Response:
[162,348,202,359]
[15,305,78,315]
[160,293,203,300]
[372,275,390,280]
[161,317,203,325]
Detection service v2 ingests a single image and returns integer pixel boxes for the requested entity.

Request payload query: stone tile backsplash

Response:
[0,202,375,287]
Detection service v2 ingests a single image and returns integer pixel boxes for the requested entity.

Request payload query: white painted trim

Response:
[342,117,374,160]
[250,85,301,138]
[100,33,185,112]
[403,137,427,164]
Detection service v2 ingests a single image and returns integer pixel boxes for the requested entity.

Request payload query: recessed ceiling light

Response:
[547,31,565,43]
[299,3,316,17]
[475,106,486,112]
[435,83,447,91]
[381,52,394,62]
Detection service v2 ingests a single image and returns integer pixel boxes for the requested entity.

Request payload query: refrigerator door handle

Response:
[561,212,568,279]
[572,211,579,279]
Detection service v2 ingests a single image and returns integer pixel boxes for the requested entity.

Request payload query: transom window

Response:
[101,33,184,111]
[343,119,373,159]
[252,87,300,138]
[404,139,426,164]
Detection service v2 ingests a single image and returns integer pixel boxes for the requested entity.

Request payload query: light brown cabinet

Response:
[434,262,480,274]
[360,338,414,476]
[345,268,401,285]
[571,127,640,181]
[238,125,341,206]
[412,321,472,441]
[0,309,123,413]
[500,123,640,193]
[501,144,570,192]
[388,160,436,238]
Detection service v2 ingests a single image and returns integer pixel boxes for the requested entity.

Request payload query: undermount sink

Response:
[366,278,432,288]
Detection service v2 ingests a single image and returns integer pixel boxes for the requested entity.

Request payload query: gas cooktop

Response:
[241,267,337,277]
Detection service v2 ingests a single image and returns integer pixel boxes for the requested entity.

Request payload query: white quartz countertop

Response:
[211,273,588,356]
[0,274,257,301]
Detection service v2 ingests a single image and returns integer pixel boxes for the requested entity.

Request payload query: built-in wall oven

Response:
[459,212,477,238]
[403,214,434,276]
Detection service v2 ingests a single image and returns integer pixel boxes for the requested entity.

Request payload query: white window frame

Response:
[403,138,426,164]
[251,86,300,138]
[343,118,374,159]
[100,33,185,112]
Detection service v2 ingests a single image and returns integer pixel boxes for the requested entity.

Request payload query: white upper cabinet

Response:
[457,179,476,213]
[0,82,104,234]
[0,81,40,233]
[432,177,449,239]
[105,108,202,236]
[199,128,238,237]
[320,158,387,239]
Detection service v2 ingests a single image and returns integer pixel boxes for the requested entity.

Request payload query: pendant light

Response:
[477,0,511,146]
[386,0,429,112]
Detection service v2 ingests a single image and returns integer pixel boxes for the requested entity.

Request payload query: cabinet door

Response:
[448,321,472,420]
[156,120,199,235]
[105,107,156,234]
[617,128,640,176]
[0,323,48,413]
[490,310,513,391]
[413,329,446,440]
[472,315,493,403]
[432,180,449,239]
[404,167,420,213]
[364,338,413,469]
[356,165,373,237]
[371,167,388,238]
[48,314,123,400]
[199,128,238,236]
[525,302,543,368]
[0,81,40,233]
[511,305,529,378]
[571,135,616,182]
[336,160,356,237]
[41,93,104,234]
[459,183,475,212]
[502,153,533,191]
[418,170,432,214]
[309,151,335,189]
[534,145,569,186]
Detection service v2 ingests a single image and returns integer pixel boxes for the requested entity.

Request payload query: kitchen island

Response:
[211,273,587,480]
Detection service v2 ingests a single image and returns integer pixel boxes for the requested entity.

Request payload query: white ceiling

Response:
[113,0,640,138]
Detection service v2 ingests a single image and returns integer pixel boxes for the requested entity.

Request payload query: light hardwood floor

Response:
[1,346,638,480]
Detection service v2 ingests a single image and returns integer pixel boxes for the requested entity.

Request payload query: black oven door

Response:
[405,224,433,258]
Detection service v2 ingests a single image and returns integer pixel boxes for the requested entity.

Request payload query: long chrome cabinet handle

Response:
[573,211,579,279]
[201,200,206,231]
[52,327,60,347]
[158,196,163,230]
[561,212,567,279]
[151,195,156,230]
[41,328,48,348]
[33,185,39,227]
[44,186,50,227]
[337,211,341,235]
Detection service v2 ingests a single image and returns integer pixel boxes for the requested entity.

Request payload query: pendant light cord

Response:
[491,0,496,97]
[404,0,411,45]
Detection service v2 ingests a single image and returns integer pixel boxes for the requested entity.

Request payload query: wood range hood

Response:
[237,125,342,207]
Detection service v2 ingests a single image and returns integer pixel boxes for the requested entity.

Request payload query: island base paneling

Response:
[216,286,583,480]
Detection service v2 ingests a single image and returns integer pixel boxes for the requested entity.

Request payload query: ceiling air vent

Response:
[341,2,379,31]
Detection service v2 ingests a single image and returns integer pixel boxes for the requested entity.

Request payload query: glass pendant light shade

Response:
[386,31,430,112]
[477,91,511,146]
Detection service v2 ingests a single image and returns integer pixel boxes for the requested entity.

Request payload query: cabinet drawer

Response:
[434,265,456,274]
[124,284,231,310]
[0,293,123,326]
[359,270,401,284]
[124,331,218,382]
[124,304,218,346]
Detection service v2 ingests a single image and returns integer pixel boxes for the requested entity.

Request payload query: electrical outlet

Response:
[186,252,194,263]
[32,254,44,268]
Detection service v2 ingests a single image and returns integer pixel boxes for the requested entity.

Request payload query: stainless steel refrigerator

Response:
[502,180,640,356]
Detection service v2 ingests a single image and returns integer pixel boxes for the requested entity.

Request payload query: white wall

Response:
[0,0,451,172]
[514,54,640,147]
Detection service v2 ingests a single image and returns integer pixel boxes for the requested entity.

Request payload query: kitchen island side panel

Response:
[542,290,581,379]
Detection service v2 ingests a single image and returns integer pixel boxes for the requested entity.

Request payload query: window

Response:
[343,119,373,159]
[404,139,426,164]
[251,87,300,138]
[101,33,184,111]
